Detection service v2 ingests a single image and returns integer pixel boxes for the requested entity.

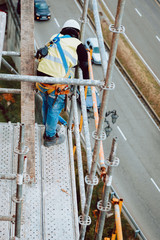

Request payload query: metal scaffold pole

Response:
[0,12,6,68]
[94,0,126,238]
[79,0,126,239]
[95,138,119,240]
[92,0,108,78]
[79,0,90,43]
[14,124,29,238]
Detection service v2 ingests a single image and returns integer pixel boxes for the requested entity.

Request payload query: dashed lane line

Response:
[117,126,127,141]
[54,17,60,28]
[151,178,160,192]
[156,35,160,42]
[135,8,142,17]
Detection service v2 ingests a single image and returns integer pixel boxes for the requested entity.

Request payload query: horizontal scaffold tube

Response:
[2,51,20,56]
[0,88,21,94]
[0,74,104,86]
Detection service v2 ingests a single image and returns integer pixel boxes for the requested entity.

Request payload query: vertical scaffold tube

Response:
[79,85,93,173]
[73,94,86,213]
[95,138,118,240]
[79,0,90,42]
[92,0,108,78]
[114,203,123,240]
[15,124,25,238]
[87,51,105,169]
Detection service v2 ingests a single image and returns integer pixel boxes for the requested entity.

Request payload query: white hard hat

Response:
[62,19,80,31]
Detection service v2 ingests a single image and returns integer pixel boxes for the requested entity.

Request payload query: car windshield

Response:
[35,2,48,9]
[93,47,99,54]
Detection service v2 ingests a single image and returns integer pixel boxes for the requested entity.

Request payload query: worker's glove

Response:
[35,46,48,59]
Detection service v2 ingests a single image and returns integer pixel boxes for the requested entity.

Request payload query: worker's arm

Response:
[77,44,89,79]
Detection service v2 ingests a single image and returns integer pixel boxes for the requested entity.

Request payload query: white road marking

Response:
[151,178,160,192]
[101,1,160,84]
[117,126,127,141]
[135,8,142,17]
[54,18,60,28]
[156,35,160,42]
[117,67,160,131]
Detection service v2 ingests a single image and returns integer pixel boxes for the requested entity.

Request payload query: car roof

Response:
[34,0,47,3]
[86,38,99,47]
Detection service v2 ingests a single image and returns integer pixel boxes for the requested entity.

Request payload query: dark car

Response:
[77,86,101,112]
[34,0,51,21]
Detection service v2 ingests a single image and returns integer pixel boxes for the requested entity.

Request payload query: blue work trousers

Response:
[39,90,65,137]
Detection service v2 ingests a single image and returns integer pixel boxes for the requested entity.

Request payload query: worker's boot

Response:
[43,124,61,140]
[44,133,65,147]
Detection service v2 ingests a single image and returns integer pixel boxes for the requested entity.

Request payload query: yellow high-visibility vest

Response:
[37,34,81,77]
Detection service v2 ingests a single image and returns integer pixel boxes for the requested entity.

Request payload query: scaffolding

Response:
[0,0,147,239]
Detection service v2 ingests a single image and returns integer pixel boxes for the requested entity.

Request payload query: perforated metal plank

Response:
[0,123,42,240]
[19,124,42,239]
[41,125,77,240]
[0,123,78,239]
[0,123,14,240]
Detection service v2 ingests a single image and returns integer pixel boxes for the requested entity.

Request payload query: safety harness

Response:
[36,34,72,95]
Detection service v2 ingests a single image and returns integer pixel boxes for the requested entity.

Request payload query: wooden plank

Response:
[20,0,35,179]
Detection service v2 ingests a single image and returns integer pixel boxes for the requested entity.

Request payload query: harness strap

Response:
[50,34,71,74]
[36,68,71,94]
[37,34,72,95]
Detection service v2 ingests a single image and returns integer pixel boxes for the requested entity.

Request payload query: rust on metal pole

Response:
[21,0,35,179]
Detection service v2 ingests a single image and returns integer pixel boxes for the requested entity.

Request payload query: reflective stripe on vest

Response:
[45,47,77,65]
[37,34,81,77]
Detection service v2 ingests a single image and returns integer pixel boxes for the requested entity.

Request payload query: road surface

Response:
[34,0,160,239]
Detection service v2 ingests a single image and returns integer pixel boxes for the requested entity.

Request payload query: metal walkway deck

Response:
[0,122,79,240]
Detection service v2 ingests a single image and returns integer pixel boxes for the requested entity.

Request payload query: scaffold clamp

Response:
[23,174,30,184]
[85,175,99,185]
[109,24,125,34]
[97,200,111,212]
[78,215,91,226]
[106,157,120,167]
[92,130,106,141]
[12,193,24,204]
[102,82,115,91]
[14,146,29,155]
[79,17,89,24]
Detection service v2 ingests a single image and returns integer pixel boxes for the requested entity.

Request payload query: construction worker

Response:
[36,19,89,147]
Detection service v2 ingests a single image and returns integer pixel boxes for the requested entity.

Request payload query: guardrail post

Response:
[13,124,29,238]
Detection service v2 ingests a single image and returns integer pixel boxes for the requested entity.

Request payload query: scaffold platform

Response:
[0,122,79,240]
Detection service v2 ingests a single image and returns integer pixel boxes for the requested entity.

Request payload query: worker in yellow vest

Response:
[36,19,89,147]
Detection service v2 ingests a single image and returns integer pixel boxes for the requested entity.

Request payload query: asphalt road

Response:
[103,0,160,82]
[34,0,160,239]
